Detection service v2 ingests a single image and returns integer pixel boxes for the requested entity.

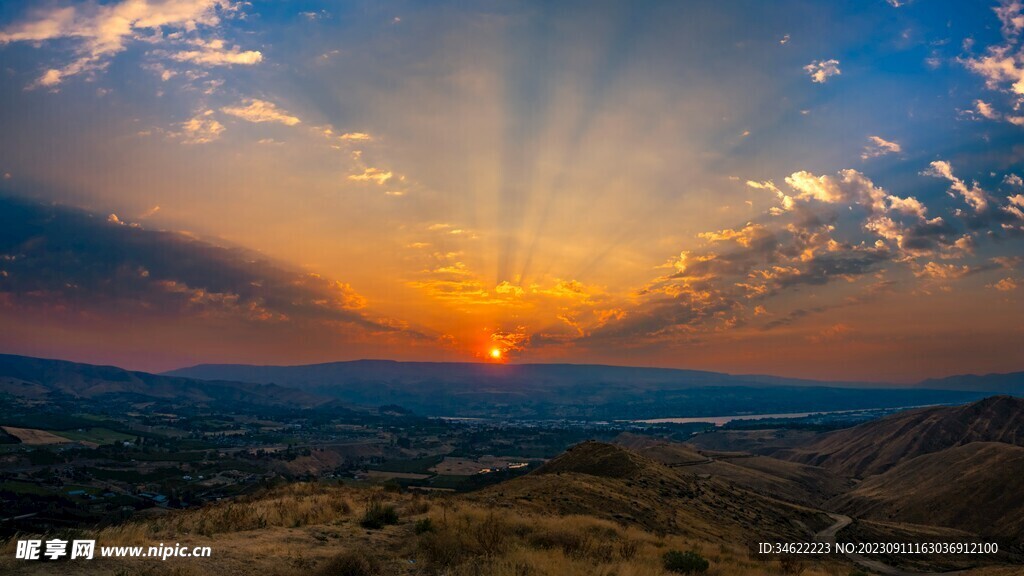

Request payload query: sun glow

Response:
[489,348,502,360]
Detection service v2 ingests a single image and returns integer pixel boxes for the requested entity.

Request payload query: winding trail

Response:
[684,449,975,575]
[813,513,966,576]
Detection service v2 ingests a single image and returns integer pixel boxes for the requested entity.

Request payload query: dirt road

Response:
[814,513,966,576]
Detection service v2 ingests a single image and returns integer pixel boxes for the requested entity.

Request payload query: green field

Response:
[0,480,52,496]
[132,450,208,462]
[63,485,103,496]
[368,454,444,474]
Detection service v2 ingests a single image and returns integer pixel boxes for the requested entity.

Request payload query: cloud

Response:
[964,47,1024,95]
[177,110,225,144]
[785,169,888,213]
[988,277,1018,291]
[861,136,902,159]
[490,328,529,354]
[299,10,329,21]
[589,154,1024,346]
[914,261,973,280]
[169,38,262,66]
[975,99,1000,119]
[348,167,394,185]
[887,195,928,218]
[747,179,795,214]
[1006,194,1024,219]
[340,132,372,141]
[994,0,1024,37]
[698,223,767,247]
[0,194,412,336]
[0,0,257,87]
[803,59,841,83]
[808,323,853,343]
[922,160,989,212]
[960,2,1024,124]
[222,99,301,126]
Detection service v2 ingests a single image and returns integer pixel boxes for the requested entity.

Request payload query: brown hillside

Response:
[829,442,1024,546]
[612,432,709,464]
[778,396,1024,477]
[684,455,854,507]
[613,433,851,506]
[475,441,835,543]
[535,439,652,478]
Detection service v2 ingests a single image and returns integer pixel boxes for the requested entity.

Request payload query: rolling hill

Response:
[829,442,1024,546]
[777,395,1024,477]
[473,441,836,543]
[612,432,853,506]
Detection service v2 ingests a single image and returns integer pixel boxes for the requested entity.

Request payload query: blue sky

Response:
[0,0,1022,380]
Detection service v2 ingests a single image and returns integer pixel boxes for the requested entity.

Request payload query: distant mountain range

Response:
[166,359,1020,419]
[1,353,1021,419]
[918,371,1024,394]
[0,353,330,410]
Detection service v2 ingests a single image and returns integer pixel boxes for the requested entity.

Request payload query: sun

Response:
[489,348,502,360]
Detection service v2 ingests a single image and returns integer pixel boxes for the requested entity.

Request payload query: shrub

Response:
[617,537,640,560]
[418,528,467,569]
[414,517,434,534]
[403,498,431,516]
[360,501,399,529]
[472,513,512,555]
[316,550,380,576]
[663,549,710,574]
[527,528,593,559]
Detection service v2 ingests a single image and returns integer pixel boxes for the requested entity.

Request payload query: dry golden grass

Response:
[0,482,856,576]
[0,478,1014,575]
[407,503,849,576]
[97,482,355,545]
[1,426,72,445]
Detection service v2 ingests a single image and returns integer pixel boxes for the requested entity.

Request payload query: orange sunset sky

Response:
[1,0,1023,382]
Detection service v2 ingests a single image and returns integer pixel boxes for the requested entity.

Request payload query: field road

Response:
[814,513,967,576]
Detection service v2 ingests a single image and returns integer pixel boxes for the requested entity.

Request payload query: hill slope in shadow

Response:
[829,441,1024,547]
[777,395,1024,477]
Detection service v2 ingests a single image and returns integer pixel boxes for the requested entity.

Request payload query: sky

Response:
[0,0,1023,382]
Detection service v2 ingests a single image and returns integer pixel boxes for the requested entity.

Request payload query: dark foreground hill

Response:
[777,395,1024,477]
[165,359,989,418]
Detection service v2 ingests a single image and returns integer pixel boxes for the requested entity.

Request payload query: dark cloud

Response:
[763,280,896,330]
[0,194,416,336]
[899,217,957,251]
[778,245,892,287]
